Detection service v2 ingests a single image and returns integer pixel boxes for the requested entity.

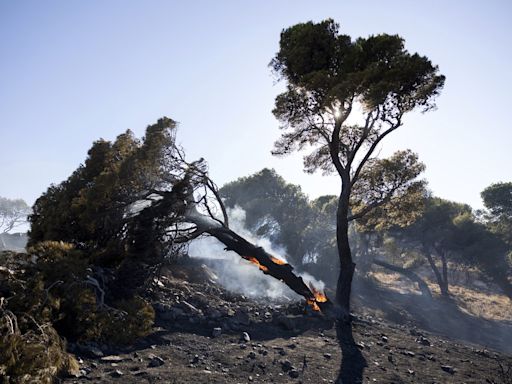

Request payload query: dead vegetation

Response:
[0,243,155,382]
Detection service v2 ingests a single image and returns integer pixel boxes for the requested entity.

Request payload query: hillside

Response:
[59,259,512,384]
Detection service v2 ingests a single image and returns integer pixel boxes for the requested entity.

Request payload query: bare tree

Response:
[0,197,30,234]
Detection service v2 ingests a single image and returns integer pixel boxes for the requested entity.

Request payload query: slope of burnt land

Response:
[60,262,512,384]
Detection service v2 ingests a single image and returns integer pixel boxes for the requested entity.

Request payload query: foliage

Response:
[270,19,444,309]
[0,244,155,381]
[28,118,183,263]
[481,182,512,247]
[220,168,315,266]
[0,197,30,234]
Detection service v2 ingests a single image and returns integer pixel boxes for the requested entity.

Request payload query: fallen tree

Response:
[29,118,332,315]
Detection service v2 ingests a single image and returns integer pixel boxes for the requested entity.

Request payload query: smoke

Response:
[188,206,322,301]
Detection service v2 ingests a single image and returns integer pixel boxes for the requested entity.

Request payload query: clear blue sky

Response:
[1,0,511,209]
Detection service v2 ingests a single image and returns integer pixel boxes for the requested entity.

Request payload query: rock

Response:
[248,351,256,359]
[289,369,300,378]
[101,355,123,362]
[280,359,294,372]
[148,355,165,368]
[227,308,236,316]
[323,353,332,359]
[381,335,389,343]
[241,332,251,342]
[441,365,456,374]
[212,327,222,337]
[416,336,431,346]
[110,369,123,377]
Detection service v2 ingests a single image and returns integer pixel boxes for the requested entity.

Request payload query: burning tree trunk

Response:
[127,170,332,313]
[205,226,331,312]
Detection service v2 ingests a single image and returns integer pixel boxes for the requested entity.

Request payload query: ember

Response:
[307,286,328,312]
[245,256,269,273]
[270,256,287,265]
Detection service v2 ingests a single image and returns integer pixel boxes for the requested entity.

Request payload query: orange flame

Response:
[246,257,269,273]
[270,256,287,265]
[307,285,328,312]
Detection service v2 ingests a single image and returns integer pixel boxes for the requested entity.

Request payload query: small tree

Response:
[0,197,30,234]
[270,19,445,313]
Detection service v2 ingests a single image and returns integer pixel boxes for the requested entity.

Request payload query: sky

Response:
[0,0,511,210]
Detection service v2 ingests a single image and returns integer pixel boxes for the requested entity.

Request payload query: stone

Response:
[441,365,456,374]
[101,355,123,362]
[416,336,431,346]
[110,369,123,377]
[289,369,300,378]
[212,327,222,337]
[148,355,165,368]
[280,360,294,372]
[323,353,332,359]
[241,332,251,342]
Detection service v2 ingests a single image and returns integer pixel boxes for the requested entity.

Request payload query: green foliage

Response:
[271,19,445,114]
[220,168,313,266]
[270,20,443,308]
[481,182,512,247]
[28,118,180,263]
[482,182,512,218]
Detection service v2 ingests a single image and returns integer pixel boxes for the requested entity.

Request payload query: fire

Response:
[307,285,328,312]
[246,257,269,273]
[270,256,287,265]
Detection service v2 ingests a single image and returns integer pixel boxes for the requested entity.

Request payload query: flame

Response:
[307,285,328,312]
[270,256,287,265]
[246,257,269,273]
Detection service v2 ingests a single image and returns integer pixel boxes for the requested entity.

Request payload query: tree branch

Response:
[351,116,402,186]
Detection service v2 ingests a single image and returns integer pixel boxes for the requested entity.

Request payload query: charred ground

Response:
[58,258,512,384]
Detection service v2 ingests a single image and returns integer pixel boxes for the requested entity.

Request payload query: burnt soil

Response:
[61,262,512,384]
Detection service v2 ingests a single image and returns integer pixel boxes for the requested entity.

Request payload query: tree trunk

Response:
[424,245,449,297]
[336,191,355,317]
[372,258,432,298]
[439,250,450,297]
[206,226,333,312]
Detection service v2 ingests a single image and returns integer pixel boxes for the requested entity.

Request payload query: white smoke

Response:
[188,206,314,301]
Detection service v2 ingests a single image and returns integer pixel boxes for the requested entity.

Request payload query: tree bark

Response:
[372,258,432,298]
[206,226,333,312]
[423,245,449,297]
[336,190,355,317]
[439,250,450,297]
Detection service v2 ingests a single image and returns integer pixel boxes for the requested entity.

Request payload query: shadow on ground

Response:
[353,277,512,353]
[335,321,367,384]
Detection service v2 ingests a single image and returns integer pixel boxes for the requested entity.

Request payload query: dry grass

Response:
[370,271,512,322]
